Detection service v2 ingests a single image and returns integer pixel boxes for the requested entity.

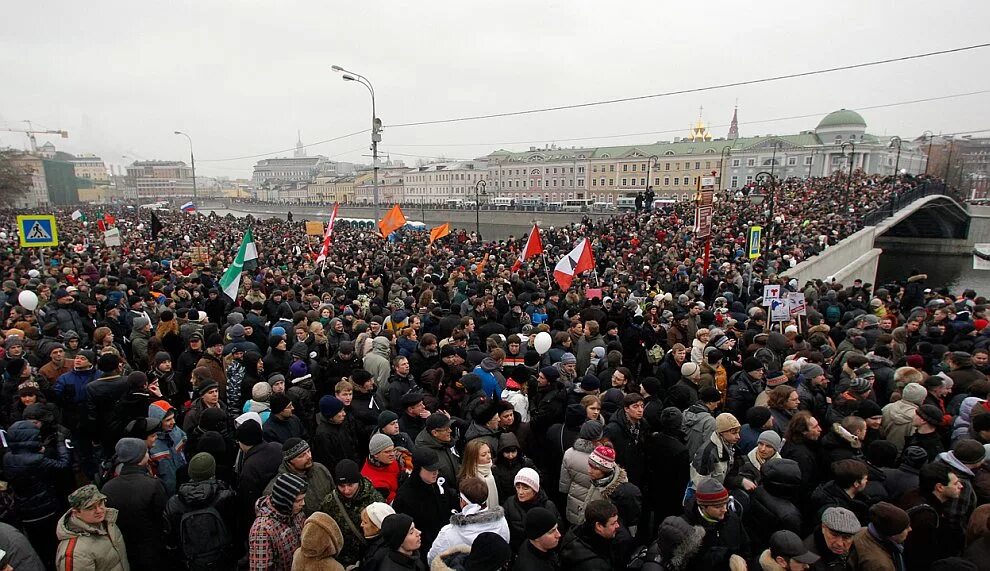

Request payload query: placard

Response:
[787,292,807,316]
[305,221,324,236]
[770,299,790,322]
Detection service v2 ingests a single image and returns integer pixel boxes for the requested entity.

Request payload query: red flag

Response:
[511,224,544,272]
[316,203,340,265]
[97,220,106,233]
[553,238,595,291]
[104,213,116,226]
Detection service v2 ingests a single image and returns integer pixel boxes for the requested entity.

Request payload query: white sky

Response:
[2,0,989,178]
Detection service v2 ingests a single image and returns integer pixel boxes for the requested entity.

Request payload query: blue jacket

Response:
[149,401,187,496]
[2,421,70,521]
[55,367,100,404]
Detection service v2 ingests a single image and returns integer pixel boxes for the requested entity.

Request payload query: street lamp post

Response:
[807,149,818,179]
[645,155,659,197]
[332,65,381,221]
[769,141,782,179]
[752,171,776,261]
[475,179,487,239]
[889,136,902,176]
[173,131,197,205]
[922,130,934,175]
[841,141,856,195]
[720,146,732,191]
[945,139,954,183]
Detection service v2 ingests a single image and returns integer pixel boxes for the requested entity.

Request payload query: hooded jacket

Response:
[3,420,71,522]
[683,402,715,460]
[473,358,505,399]
[291,512,346,571]
[746,459,803,550]
[415,428,462,485]
[426,504,511,564]
[148,402,188,496]
[248,496,305,571]
[364,337,393,398]
[163,478,237,563]
[561,437,596,525]
[55,508,129,571]
[881,398,918,451]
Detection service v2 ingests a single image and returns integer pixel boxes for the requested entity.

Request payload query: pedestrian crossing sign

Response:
[17,215,59,248]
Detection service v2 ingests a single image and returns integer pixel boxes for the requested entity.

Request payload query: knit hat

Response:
[269,393,292,415]
[188,452,216,481]
[900,446,929,469]
[267,373,286,387]
[580,374,600,392]
[822,507,861,535]
[695,478,730,506]
[525,507,559,540]
[252,382,272,402]
[758,430,782,451]
[513,467,540,492]
[560,352,577,365]
[901,383,926,406]
[466,532,512,571]
[319,395,344,418]
[746,406,772,428]
[916,404,944,427]
[365,502,396,530]
[641,377,662,397]
[906,354,925,369]
[474,401,500,424]
[236,418,264,446]
[229,323,245,338]
[659,407,684,431]
[115,437,147,466]
[954,438,986,465]
[869,501,910,537]
[334,459,362,484]
[680,362,700,378]
[855,399,883,420]
[540,366,560,382]
[153,351,171,366]
[426,412,451,432]
[743,356,765,373]
[588,445,616,471]
[765,370,788,387]
[282,438,310,462]
[377,410,399,429]
[198,380,219,396]
[133,316,151,330]
[579,419,605,441]
[381,513,414,550]
[848,377,872,395]
[699,386,722,403]
[715,412,741,433]
[97,353,120,372]
[400,392,424,408]
[369,433,394,456]
[270,473,307,515]
[800,363,824,379]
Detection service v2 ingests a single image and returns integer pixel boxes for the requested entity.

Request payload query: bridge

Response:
[782,181,976,286]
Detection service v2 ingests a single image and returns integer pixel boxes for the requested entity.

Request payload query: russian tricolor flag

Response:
[181,201,196,213]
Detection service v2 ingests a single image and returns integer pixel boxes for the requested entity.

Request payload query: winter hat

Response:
[365,502,396,530]
[319,395,344,418]
[695,478,730,506]
[474,401,500,424]
[715,413,741,433]
[197,380,219,396]
[412,447,440,471]
[97,353,120,372]
[197,430,226,461]
[954,438,986,465]
[127,371,149,391]
[282,438,310,462]
[579,420,605,441]
[560,353,577,365]
[229,323,245,338]
[658,516,700,558]
[188,452,216,482]
[133,316,151,330]
[699,386,722,403]
[426,412,451,432]
[659,407,684,431]
[540,366,560,382]
[916,404,944,427]
[580,374,600,392]
[906,354,925,369]
[758,430,782,451]
[369,433,394,456]
[252,382,272,402]
[267,373,286,387]
[377,410,399,429]
[743,356,765,373]
[114,438,147,466]
[765,370,788,387]
[334,459,362,484]
[869,501,911,537]
[855,399,883,420]
[124,417,161,439]
[289,360,308,379]
[269,393,292,415]
[270,473,307,515]
[822,506,861,535]
[588,445,616,471]
[148,400,175,422]
[866,440,899,468]
[800,363,824,379]
[513,467,541,492]
[901,383,927,406]
[400,392,424,409]
[466,532,512,571]
[525,507,559,540]
[381,513,414,550]
[236,418,264,446]
[746,406,772,428]
[153,351,171,366]
[680,362,700,378]
[640,377,662,397]
[900,446,929,469]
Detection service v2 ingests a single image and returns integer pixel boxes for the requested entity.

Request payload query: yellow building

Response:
[307,176,356,203]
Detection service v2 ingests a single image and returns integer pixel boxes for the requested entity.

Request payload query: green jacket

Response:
[319,478,384,567]
[263,460,335,517]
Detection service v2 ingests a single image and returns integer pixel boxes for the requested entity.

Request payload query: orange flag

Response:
[377,205,407,238]
[475,253,489,276]
[429,223,450,246]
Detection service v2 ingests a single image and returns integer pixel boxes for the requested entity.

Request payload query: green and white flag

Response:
[219,229,258,300]
[71,210,86,221]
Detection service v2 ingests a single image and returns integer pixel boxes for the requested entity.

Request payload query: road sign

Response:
[16,215,59,247]
[748,225,762,259]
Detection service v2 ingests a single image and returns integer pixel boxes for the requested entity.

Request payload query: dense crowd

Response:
[0,171,986,571]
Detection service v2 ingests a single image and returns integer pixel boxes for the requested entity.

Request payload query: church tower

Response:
[294,130,307,158]
[727,105,739,140]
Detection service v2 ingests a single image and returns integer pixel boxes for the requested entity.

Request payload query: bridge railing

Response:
[861,180,948,226]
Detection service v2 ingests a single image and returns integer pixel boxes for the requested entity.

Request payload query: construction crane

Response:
[0,120,68,152]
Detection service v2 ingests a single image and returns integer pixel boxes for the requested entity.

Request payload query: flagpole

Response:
[540,252,552,288]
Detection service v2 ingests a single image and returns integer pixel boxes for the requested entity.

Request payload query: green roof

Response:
[817,109,866,130]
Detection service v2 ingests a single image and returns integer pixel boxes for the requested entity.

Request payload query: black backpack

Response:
[179,505,231,569]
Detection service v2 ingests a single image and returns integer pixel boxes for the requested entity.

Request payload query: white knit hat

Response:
[364,502,396,529]
[513,467,541,493]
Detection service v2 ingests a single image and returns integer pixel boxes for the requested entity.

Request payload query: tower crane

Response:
[0,120,68,152]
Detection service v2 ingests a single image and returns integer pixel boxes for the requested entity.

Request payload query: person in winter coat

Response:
[881,446,928,501]
[102,438,169,571]
[183,381,228,434]
[362,433,402,502]
[55,485,128,571]
[358,502,395,570]
[427,476,511,563]
[574,446,642,529]
[378,514,429,571]
[503,467,561,550]
[848,502,912,571]
[725,357,765,419]
[263,393,306,443]
[263,438,335,517]
[249,473,307,571]
[881,382,927,451]
[463,400,501,456]
[391,447,459,561]
[802,506,861,571]
[414,413,461,485]
[511,507,562,571]
[147,400,187,496]
[319,459,385,568]
[502,378,529,423]
[638,516,706,571]
[291,512,345,571]
[781,411,824,491]
[666,361,702,411]
[559,499,626,571]
[363,336,393,394]
[809,459,872,525]
[738,430,782,486]
[163,453,237,569]
[560,421,606,526]
[683,386,722,460]
[234,419,283,541]
[0,521,45,571]
[45,290,89,344]
[691,413,744,488]
[604,393,649,487]
[4,419,71,567]
[678,479,751,570]
[492,432,538,501]
[311,396,361,476]
[745,458,804,551]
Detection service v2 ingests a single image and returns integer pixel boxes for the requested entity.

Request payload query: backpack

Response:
[179,506,231,569]
[824,303,842,325]
[647,344,664,365]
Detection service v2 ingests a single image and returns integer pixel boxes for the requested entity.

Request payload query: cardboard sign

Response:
[762,285,782,306]
[770,298,790,322]
[787,292,807,316]
[305,221,324,236]
[103,228,121,247]
[585,287,603,301]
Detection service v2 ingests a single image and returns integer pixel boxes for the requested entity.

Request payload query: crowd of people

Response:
[0,170,985,570]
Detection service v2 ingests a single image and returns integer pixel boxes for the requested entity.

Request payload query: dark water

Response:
[876,252,986,294]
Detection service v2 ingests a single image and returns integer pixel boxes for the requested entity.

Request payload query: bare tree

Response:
[0,150,32,206]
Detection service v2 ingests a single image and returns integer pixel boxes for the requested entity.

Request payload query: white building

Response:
[404,161,489,204]
[125,160,194,201]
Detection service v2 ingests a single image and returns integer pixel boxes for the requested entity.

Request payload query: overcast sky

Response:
[2,0,988,179]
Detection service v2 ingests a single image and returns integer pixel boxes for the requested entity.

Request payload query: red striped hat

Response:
[695,478,730,506]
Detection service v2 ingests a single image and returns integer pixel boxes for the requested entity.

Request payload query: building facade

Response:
[354,167,410,204]
[126,160,194,200]
[69,154,110,183]
[404,161,489,204]
[307,176,356,203]
[8,153,50,208]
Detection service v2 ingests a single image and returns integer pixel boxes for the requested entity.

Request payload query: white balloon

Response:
[137,223,145,230]
[184,235,191,242]
[18,290,39,311]
[534,331,552,355]
[0,232,6,239]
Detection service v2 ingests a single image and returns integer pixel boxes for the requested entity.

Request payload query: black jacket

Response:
[391,469,458,554]
[604,409,649,488]
[103,464,169,570]
[503,489,561,551]
[163,478,237,564]
[781,439,823,492]
[559,523,617,571]
[235,441,282,536]
[311,413,361,472]
[85,374,128,445]
[2,421,71,521]
[512,540,560,571]
[666,377,700,411]
[725,370,762,419]
[746,458,803,550]
[644,427,690,520]
[679,499,751,571]
[809,480,870,526]
[262,413,306,444]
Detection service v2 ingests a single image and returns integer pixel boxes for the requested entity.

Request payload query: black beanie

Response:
[524,507,559,540]
[381,513,413,550]
[236,419,263,446]
[466,532,512,571]
[270,393,292,415]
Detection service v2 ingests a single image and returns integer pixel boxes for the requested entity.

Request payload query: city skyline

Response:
[2,0,989,180]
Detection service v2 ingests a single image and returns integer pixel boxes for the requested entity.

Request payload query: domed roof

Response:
[817,109,866,130]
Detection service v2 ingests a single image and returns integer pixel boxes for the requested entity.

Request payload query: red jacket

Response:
[361,459,400,503]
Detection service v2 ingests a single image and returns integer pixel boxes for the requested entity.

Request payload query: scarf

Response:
[475,463,499,508]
